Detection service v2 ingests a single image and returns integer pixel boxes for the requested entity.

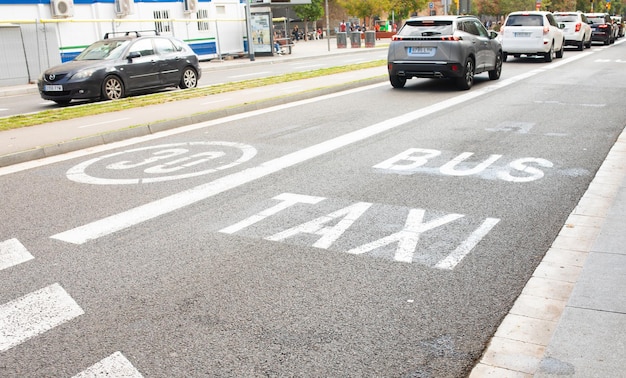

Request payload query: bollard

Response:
[336,32,347,48]
[350,31,362,48]
[364,31,376,47]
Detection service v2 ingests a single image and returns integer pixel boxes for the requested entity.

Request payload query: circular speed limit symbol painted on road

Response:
[66,141,257,185]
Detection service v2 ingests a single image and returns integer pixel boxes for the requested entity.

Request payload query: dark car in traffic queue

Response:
[38,31,201,105]
[585,13,615,45]
[387,15,502,91]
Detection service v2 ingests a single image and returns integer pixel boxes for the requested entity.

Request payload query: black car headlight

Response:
[71,68,97,80]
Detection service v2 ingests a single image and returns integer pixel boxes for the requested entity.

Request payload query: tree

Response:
[388,0,427,19]
[474,0,502,15]
[337,0,391,26]
[294,0,325,40]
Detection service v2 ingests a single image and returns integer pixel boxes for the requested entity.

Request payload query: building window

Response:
[197,9,209,31]
[216,5,225,15]
[154,10,171,33]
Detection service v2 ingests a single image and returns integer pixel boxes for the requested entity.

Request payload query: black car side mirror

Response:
[127,51,141,60]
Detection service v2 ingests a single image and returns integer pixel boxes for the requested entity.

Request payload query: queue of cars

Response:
[38,31,201,105]
[387,10,622,91]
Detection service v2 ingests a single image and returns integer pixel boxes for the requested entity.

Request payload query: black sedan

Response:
[38,32,201,105]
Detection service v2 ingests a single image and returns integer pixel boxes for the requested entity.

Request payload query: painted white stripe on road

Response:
[50,53,593,245]
[0,283,84,352]
[79,118,130,129]
[72,351,143,378]
[0,238,34,271]
[201,98,231,105]
[228,71,271,79]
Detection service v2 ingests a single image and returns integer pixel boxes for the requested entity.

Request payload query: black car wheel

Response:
[102,76,124,100]
[456,58,474,90]
[180,67,198,89]
[389,75,407,89]
[577,40,584,51]
[489,52,502,80]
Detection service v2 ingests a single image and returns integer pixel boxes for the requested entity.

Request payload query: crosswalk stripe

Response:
[0,238,34,271]
[0,283,84,352]
[72,351,144,378]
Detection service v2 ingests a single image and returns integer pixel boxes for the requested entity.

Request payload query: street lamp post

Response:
[325,0,330,51]
[245,0,255,61]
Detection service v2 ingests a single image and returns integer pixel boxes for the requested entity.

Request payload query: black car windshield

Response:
[398,21,453,36]
[506,15,544,26]
[75,40,130,60]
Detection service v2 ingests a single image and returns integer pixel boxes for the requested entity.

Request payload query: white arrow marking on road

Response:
[72,351,143,378]
[0,283,84,352]
[0,238,34,271]
[50,52,593,245]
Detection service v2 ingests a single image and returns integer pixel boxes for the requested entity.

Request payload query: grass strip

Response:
[0,60,385,131]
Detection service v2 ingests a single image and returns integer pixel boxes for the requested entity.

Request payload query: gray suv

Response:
[387,15,502,90]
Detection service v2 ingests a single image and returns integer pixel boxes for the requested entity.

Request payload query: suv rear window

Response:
[505,15,544,27]
[554,14,579,22]
[398,20,453,37]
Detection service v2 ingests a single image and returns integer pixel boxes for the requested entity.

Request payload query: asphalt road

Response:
[1,42,625,377]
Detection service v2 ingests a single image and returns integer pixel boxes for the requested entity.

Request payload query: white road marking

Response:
[220,193,325,234]
[79,118,131,129]
[72,351,143,378]
[0,238,34,271]
[66,142,257,185]
[228,71,271,78]
[50,53,593,245]
[435,217,501,270]
[0,108,8,112]
[0,283,84,352]
[201,98,231,105]
[346,209,465,263]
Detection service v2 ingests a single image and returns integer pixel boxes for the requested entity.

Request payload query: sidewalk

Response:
[1,37,625,377]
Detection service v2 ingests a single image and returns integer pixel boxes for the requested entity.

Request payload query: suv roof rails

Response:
[103,30,160,39]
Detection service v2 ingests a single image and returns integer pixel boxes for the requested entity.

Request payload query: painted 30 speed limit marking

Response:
[66,141,257,185]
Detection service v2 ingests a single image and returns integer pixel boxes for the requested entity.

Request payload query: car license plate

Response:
[514,32,531,37]
[407,47,435,56]
[44,85,63,91]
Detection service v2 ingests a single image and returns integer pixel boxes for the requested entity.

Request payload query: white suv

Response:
[501,11,566,62]
[554,11,592,50]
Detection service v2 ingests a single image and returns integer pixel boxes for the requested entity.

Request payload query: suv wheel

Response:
[544,43,554,62]
[555,41,564,58]
[488,52,502,80]
[390,75,407,89]
[577,40,584,51]
[102,76,124,100]
[456,58,474,90]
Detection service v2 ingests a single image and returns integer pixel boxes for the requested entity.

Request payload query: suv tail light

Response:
[599,24,609,29]
[575,23,582,32]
